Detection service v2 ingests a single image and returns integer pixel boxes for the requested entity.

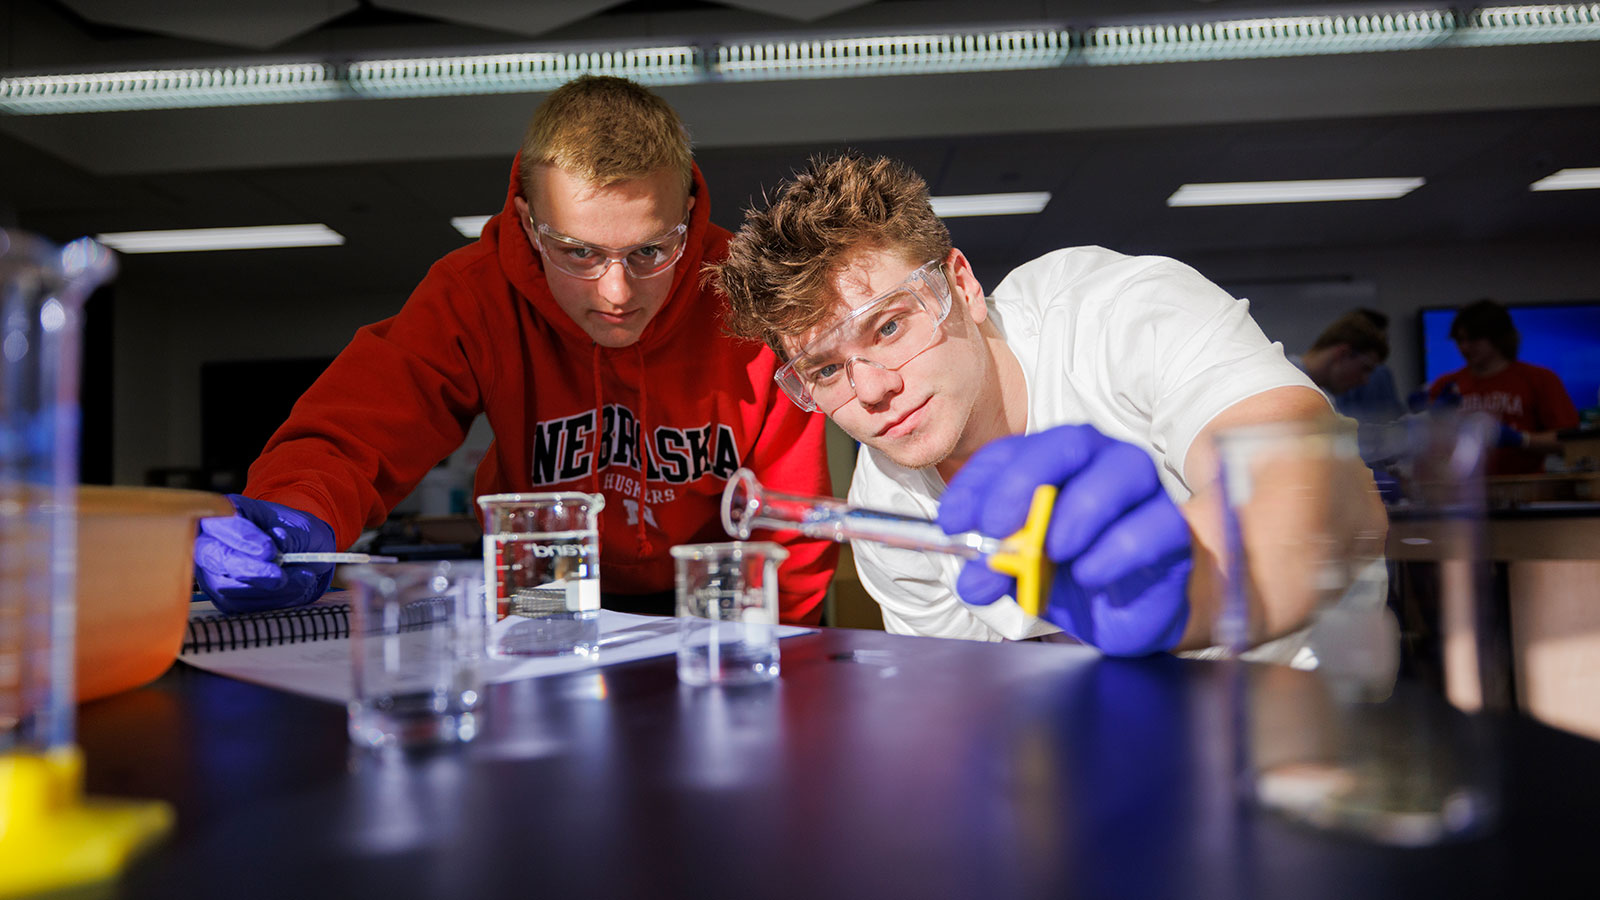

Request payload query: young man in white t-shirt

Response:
[710,152,1384,655]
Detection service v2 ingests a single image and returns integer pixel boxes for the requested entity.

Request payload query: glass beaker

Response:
[477,492,603,658]
[1,230,116,757]
[672,541,787,686]
[343,560,487,749]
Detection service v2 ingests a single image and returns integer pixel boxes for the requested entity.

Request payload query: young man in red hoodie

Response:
[193,76,838,623]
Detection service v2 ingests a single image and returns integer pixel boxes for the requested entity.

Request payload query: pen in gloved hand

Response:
[276,552,400,565]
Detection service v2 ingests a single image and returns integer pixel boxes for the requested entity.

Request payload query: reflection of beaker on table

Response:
[1216,413,1501,845]
[2,229,176,893]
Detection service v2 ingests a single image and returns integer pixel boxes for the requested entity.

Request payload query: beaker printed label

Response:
[484,532,600,621]
[685,587,771,623]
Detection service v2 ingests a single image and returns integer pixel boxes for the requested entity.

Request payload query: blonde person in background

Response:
[711,152,1386,656]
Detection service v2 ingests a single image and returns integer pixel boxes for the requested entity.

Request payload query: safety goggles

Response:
[774,259,954,413]
[532,219,689,280]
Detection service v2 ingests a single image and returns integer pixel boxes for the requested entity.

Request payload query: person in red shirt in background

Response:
[1430,298,1579,475]
[192,75,838,621]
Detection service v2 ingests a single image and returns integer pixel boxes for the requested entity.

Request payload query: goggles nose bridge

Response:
[843,355,898,402]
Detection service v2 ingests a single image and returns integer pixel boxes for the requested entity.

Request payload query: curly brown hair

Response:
[710,151,952,357]
[517,75,693,202]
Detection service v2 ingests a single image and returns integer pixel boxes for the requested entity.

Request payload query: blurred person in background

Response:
[1290,309,1392,412]
[1429,298,1578,475]
[1329,308,1405,424]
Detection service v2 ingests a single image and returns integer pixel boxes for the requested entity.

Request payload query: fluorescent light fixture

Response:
[451,216,492,238]
[714,29,1069,80]
[929,192,1052,217]
[1081,10,1456,64]
[1458,4,1600,45]
[4,8,1600,114]
[1530,167,1600,190]
[95,224,345,254]
[0,63,340,114]
[1167,178,1425,206]
[347,46,701,98]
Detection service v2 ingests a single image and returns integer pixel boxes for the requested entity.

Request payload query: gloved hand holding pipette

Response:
[938,424,1192,657]
[193,495,337,614]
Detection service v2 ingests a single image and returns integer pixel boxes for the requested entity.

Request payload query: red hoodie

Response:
[244,159,839,623]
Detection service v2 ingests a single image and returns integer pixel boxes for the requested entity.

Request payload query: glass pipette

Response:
[720,468,1056,615]
[720,468,1000,556]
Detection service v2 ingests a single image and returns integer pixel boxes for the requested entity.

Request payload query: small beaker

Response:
[477,492,603,658]
[344,560,487,749]
[1216,413,1500,845]
[672,541,786,686]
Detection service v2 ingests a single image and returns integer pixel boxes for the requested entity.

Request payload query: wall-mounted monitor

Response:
[1418,302,1600,411]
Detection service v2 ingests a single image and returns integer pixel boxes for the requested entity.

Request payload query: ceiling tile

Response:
[716,0,876,23]
[369,0,623,40]
[58,0,359,50]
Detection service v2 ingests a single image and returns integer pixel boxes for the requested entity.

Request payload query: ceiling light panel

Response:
[1080,10,1456,65]
[1529,167,1600,190]
[1167,178,1425,206]
[1458,4,1600,45]
[0,63,341,114]
[347,46,702,98]
[95,224,345,253]
[929,192,1052,217]
[713,30,1070,80]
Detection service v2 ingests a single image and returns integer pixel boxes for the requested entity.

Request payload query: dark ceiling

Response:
[3,0,1598,295]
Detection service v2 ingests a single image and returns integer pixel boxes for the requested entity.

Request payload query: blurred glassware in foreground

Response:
[2,229,176,894]
[344,559,487,750]
[1216,412,1502,845]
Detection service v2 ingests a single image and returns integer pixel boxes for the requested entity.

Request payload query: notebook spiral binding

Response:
[182,597,454,654]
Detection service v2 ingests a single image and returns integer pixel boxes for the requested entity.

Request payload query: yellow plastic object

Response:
[985,485,1057,618]
[0,746,173,898]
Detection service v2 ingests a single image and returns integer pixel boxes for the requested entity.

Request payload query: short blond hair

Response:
[517,75,693,200]
[711,152,951,356]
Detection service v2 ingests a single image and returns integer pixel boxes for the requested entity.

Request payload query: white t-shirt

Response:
[849,246,1322,642]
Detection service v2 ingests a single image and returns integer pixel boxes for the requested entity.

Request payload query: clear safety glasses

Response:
[533,220,689,280]
[774,259,954,413]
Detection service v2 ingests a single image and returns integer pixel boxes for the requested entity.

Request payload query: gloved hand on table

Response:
[193,494,336,614]
[938,424,1192,657]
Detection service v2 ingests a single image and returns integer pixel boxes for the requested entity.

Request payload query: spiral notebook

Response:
[182,594,450,654]
[183,596,353,654]
[178,597,813,704]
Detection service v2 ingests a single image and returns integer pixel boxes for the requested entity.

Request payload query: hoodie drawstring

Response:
[590,342,604,544]
[634,342,654,558]
[592,342,653,558]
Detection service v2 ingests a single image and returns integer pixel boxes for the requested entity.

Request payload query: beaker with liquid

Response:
[477,492,604,658]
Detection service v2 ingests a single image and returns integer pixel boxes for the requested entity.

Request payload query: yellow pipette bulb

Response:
[984,485,1057,618]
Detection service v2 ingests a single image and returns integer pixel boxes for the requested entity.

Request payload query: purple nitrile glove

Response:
[1494,422,1530,449]
[937,424,1192,657]
[193,494,336,614]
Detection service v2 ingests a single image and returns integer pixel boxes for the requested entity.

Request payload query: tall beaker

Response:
[1,229,114,757]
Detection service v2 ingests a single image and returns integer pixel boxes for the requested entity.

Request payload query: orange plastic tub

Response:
[75,486,233,703]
